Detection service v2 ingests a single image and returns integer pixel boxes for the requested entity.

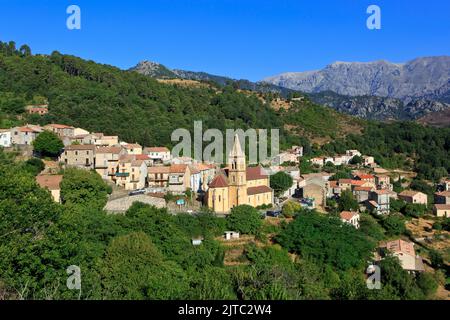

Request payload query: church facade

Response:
[206,135,274,214]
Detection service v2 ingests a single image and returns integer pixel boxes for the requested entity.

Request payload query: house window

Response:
[218,195,221,202]
[75,151,78,156]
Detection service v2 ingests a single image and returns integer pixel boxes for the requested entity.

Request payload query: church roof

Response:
[247,185,272,195]
[229,134,244,158]
[209,174,229,188]
[246,166,268,181]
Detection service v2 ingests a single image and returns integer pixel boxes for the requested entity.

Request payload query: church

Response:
[206,134,274,214]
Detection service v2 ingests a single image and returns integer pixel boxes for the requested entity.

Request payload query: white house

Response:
[144,147,171,164]
[224,231,240,240]
[189,164,202,193]
[0,129,12,147]
[340,211,360,229]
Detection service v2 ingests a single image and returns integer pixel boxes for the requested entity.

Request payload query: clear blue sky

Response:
[0,0,449,81]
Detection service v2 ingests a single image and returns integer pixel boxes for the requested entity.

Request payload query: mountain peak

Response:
[263,56,450,100]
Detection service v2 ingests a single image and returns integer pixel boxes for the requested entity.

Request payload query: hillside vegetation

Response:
[0,41,360,150]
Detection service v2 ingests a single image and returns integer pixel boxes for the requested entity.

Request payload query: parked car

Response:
[129,188,146,196]
[266,210,281,218]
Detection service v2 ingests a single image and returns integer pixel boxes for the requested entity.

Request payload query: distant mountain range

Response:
[130,57,450,123]
[263,57,450,102]
[130,61,297,98]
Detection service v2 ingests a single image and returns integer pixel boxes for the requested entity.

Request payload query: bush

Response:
[381,214,406,236]
[282,201,302,218]
[227,205,262,235]
[338,190,359,212]
[429,250,444,269]
[416,272,438,297]
[32,131,64,157]
[270,172,293,197]
[22,157,45,176]
[276,213,375,271]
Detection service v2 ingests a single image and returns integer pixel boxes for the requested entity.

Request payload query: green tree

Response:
[227,205,262,235]
[22,157,45,176]
[349,155,363,165]
[338,190,359,211]
[60,168,109,209]
[282,200,302,218]
[100,232,188,299]
[402,203,427,218]
[428,250,444,269]
[33,131,64,157]
[381,214,406,236]
[276,213,375,271]
[416,272,438,297]
[270,171,293,197]
[19,44,31,57]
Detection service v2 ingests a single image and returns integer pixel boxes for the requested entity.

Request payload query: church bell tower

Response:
[228,134,247,207]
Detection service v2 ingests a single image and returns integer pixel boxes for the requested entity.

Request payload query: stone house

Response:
[148,166,170,187]
[11,125,43,145]
[168,164,191,193]
[398,190,428,206]
[434,191,450,205]
[59,144,96,169]
[433,204,450,217]
[95,146,126,181]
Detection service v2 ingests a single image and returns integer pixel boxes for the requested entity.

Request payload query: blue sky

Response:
[0,0,449,81]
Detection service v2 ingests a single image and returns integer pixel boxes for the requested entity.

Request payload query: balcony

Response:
[115,172,129,177]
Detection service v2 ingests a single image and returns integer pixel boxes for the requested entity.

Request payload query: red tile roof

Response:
[36,175,63,190]
[170,164,188,174]
[354,186,373,192]
[144,147,170,152]
[340,211,358,221]
[434,204,450,210]
[96,146,123,154]
[399,190,424,197]
[329,181,338,188]
[124,143,142,149]
[208,174,229,188]
[384,239,415,256]
[247,185,272,195]
[65,144,96,151]
[148,166,170,174]
[18,127,36,133]
[135,154,150,160]
[46,124,73,129]
[356,174,375,180]
[372,189,390,195]
[246,166,268,181]
[351,180,366,186]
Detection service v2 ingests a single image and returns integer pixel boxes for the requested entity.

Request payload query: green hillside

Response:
[0,41,359,150]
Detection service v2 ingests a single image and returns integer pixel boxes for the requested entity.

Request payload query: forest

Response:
[0,149,440,300]
[0,41,448,300]
[322,121,450,181]
[1,41,449,182]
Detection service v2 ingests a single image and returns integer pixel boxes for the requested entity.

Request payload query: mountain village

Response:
[1,109,450,279]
